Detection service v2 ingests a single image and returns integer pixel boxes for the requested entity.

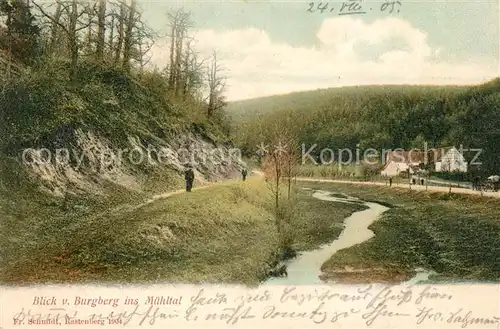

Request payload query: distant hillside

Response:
[227,84,470,122]
[228,79,500,175]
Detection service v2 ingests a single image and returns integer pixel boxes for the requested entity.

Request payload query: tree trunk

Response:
[68,0,78,80]
[122,0,136,72]
[50,0,62,55]
[114,2,125,65]
[174,29,184,96]
[86,11,93,55]
[287,175,291,199]
[167,22,176,91]
[108,15,115,59]
[96,0,106,60]
[70,42,78,80]
[207,94,214,117]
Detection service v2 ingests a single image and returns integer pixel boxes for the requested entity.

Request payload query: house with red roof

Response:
[380,149,427,176]
[381,146,467,177]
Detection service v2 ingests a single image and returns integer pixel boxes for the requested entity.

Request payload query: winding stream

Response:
[264,189,433,285]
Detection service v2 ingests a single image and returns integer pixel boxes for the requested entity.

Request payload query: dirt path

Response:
[233,169,500,198]
[116,185,211,213]
[111,170,263,214]
[294,177,500,199]
[111,168,498,217]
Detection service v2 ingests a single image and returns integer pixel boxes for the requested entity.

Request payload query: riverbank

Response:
[266,190,387,285]
[299,181,500,284]
[295,176,500,198]
[291,188,367,251]
[0,178,277,285]
[1,176,365,285]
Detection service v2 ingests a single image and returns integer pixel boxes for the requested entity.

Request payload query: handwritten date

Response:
[307,0,401,15]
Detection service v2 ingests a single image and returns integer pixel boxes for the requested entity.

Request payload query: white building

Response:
[381,162,417,176]
[381,150,425,177]
[433,147,468,173]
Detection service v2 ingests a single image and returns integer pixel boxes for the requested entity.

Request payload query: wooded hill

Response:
[0,1,237,199]
[229,79,500,175]
[0,1,228,151]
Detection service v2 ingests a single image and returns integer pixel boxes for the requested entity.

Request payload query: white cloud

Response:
[150,16,497,101]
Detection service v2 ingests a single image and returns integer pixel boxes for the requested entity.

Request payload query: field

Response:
[298,181,500,283]
[0,175,365,286]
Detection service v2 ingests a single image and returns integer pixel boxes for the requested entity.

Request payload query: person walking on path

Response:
[184,165,195,192]
[389,177,393,187]
[241,168,248,181]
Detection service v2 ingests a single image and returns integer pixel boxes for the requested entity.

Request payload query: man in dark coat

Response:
[241,168,248,181]
[473,176,480,191]
[184,165,194,192]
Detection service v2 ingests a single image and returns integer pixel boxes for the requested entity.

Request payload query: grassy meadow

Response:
[298,181,500,283]
[0,172,366,286]
[4,161,500,285]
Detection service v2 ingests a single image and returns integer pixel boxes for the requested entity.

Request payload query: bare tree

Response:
[260,121,299,254]
[126,20,155,75]
[165,9,190,93]
[262,149,284,229]
[206,50,226,117]
[82,5,96,56]
[180,39,204,99]
[33,0,96,79]
[281,129,299,199]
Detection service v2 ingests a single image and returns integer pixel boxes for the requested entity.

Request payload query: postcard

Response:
[1,0,499,328]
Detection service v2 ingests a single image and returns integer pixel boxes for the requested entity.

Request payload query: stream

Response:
[264,189,434,285]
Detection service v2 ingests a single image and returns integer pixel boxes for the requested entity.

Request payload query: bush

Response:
[431,171,470,182]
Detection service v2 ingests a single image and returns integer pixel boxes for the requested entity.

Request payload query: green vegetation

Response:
[229,81,500,175]
[291,187,366,251]
[297,164,357,178]
[3,0,500,287]
[0,61,229,154]
[298,181,500,283]
[296,163,383,180]
[0,176,365,285]
[0,2,245,284]
[0,2,231,154]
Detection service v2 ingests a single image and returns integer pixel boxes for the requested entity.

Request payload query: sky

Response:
[138,0,499,101]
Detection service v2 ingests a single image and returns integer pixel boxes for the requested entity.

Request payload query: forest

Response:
[0,0,229,154]
[2,0,499,177]
[229,80,500,176]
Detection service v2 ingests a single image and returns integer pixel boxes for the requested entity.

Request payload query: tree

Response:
[0,0,39,63]
[165,8,190,94]
[206,50,226,117]
[280,118,299,199]
[261,120,298,226]
[121,0,136,72]
[48,0,62,55]
[95,0,106,60]
[113,1,125,64]
[179,39,204,99]
[128,16,156,74]
[260,119,299,258]
[33,0,96,80]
